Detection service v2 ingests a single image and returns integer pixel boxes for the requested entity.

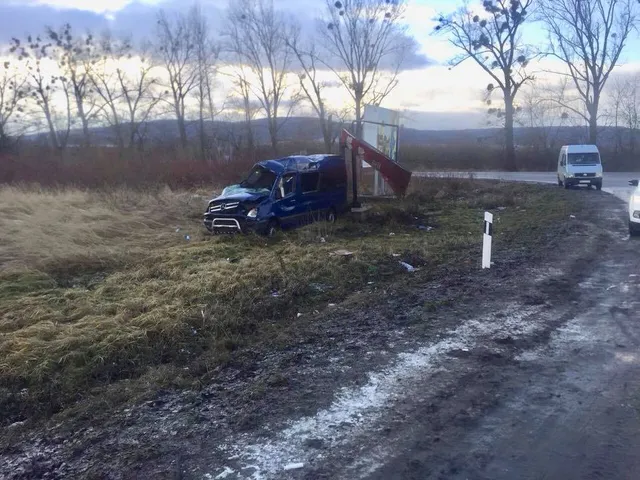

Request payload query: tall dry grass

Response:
[0,185,211,274]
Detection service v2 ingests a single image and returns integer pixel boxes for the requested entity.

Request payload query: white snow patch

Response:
[207,304,544,479]
[214,467,235,479]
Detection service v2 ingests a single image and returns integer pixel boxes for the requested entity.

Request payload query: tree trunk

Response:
[355,95,363,139]
[269,117,278,156]
[504,93,517,171]
[177,109,188,149]
[323,113,333,153]
[588,114,598,144]
[75,93,90,146]
[42,99,60,150]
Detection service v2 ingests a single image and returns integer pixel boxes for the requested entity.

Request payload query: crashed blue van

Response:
[204,155,348,235]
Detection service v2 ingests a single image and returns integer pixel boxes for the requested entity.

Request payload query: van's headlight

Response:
[247,208,258,218]
[565,173,574,178]
[634,211,640,219]
[595,172,603,177]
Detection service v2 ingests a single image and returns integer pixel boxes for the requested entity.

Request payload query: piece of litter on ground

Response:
[367,281,374,285]
[320,237,326,243]
[175,228,181,233]
[283,463,304,471]
[497,206,507,211]
[606,285,616,291]
[330,249,354,257]
[570,215,576,219]
[399,261,415,272]
[271,290,281,297]
[297,313,302,318]
[184,235,191,241]
[418,225,434,231]
[389,232,396,236]
[392,253,400,257]
[328,303,336,307]
[629,274,638,278]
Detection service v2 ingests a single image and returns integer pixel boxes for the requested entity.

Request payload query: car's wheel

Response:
[326,207,337,224]
[266,220,279,237]
[564,180,571,189]
[595,182,602,191]
[557,177,563,187]
[630,222,640,237]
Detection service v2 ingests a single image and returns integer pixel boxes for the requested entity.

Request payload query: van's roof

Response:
[258,154,343,174]
[562,144,600,153]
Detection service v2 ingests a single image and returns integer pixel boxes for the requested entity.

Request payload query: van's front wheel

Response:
[266,220,279,237]
[595,181,602,191]
[326,207,337,224]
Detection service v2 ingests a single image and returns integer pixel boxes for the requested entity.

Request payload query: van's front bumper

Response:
[564,176,601,186]
[203,213,267,234]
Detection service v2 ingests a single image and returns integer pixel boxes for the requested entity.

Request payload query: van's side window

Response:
[300,172,320,193]
[561,154,566,166]
[277,173,296,198]
[319,168,346,191]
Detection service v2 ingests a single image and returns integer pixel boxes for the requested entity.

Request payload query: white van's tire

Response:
[557,177,563,187]
[595,182,602,191]
[630,222,640,237]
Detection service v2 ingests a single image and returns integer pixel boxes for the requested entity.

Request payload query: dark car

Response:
[203,154,348,235]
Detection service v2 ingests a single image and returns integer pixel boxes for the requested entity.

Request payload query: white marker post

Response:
[482,211,493,269]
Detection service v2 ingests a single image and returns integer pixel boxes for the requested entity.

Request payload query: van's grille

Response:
[575,173,595,178]
[209,201,240,213]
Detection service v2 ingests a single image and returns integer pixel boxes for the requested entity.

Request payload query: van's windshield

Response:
[240,166,277,192]
[568,153,600,165]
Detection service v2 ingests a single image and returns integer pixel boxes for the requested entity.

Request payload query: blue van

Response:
[203,154,348,236]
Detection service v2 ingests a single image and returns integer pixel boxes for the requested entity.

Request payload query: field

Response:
[0,178,580,429]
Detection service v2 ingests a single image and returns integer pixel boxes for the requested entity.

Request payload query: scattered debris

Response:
[271,290,281,297]
[392,253,400,257]
[629,274,638,278]
[175,228,181,233]
[399,261,416,272]
[418,225,434,231]
[328,303,336,307]
[389,232,396,237]
[330,249,354,257]
[497,206,507,211]
[184,235,191,241]
[320,237,326,243]
[570,215,576,219]
[227,257,239,263]
[297,313,302,318]
[283,463,304,471]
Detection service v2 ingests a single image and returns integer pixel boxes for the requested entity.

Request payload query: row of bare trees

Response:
[0,0,410,158]
[438,0,640,169]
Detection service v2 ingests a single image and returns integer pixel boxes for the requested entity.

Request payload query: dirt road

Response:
[2,189,639,480]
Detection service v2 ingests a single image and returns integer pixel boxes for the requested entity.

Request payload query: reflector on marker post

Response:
[482,211,493,269]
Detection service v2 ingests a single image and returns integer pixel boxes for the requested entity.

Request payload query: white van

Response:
[557,145,603,190]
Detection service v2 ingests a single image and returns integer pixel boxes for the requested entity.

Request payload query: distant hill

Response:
[25,116,632,150]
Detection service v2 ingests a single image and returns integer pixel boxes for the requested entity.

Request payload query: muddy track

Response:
[1,189,636,480]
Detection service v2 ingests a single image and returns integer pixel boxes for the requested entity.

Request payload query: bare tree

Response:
[539,0,639,144]
[0,59,27,149]
[156,9,200,148]
[47,24,98,145]
[191,4,221,161]
[288,23,342,153]
[608,73,640,152]
[319,0,410,139]
[226,0,295,155]
[519,82,568,152]
[436,0,534,171]
[89,34,162,150]
[10,35,73,149]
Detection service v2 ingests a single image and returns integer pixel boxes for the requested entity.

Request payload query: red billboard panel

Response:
[340,129,412,197]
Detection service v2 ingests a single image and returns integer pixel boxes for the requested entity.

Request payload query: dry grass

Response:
[0,179,579,426]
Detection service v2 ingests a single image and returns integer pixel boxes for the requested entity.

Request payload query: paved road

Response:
[415,171,638,201]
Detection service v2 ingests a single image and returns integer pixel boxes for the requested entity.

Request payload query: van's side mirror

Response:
[630,179,639,187]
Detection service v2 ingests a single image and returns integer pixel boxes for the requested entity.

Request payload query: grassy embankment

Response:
[0,179,580,427]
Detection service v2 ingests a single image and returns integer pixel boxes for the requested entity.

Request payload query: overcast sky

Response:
[2,0,640,130]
